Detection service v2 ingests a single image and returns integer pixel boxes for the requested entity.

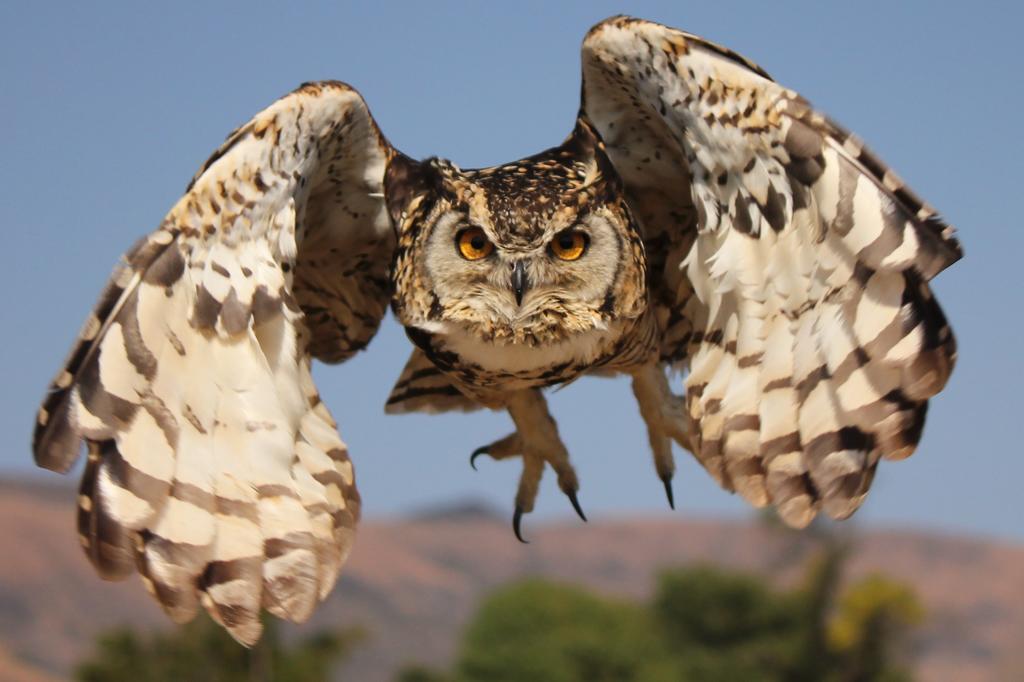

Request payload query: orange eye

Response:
[456,227,494,261]
[550,231,589,261]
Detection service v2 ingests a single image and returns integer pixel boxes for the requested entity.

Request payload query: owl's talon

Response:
[661,474,676,510]
[633,365,690,508]
[565,489,587,522]
[483,389,587,532]
[469,446,488,471]
[512,506,529,544]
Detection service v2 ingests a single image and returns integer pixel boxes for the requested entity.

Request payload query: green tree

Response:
[409,537,925,682]
[828,574,924,682]
[652,566,809,680]
[790,532,850,681]
[451,580,681,682]
[76,613,363,682]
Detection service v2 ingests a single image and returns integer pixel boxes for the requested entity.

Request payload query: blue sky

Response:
[2,2,1020,541]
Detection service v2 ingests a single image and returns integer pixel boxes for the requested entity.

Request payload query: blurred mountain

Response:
[1,478,1021,681]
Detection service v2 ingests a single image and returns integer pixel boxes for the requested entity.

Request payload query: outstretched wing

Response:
[581,17,961,527]
[32,81,395,644]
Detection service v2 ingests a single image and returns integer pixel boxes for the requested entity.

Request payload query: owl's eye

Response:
[456,227,494,260]
[550,230,589,261]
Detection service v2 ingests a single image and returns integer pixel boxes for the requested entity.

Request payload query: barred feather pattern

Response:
[33,81,388,644]
[385,349,482,415]
[582,17,961,527]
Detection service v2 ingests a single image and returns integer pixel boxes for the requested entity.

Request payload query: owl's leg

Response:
[631,363,692,509]
[470,388,584,542]
[470,431,547,536]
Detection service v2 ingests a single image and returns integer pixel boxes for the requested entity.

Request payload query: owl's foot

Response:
[469,389,584,542]
[632,364,692,510]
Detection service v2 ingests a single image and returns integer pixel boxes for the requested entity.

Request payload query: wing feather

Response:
[582,17,960,526]
[33,81,391,643]
[384,348,483,415]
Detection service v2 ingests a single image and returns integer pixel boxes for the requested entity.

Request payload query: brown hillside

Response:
[0,480,1021,681]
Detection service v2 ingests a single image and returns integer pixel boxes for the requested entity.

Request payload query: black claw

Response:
[470,446,488,471]
[566,489,587,522]
[512,506,529,544]
[661,474,676,510]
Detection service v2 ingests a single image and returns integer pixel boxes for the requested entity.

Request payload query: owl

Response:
[32,17,960,644]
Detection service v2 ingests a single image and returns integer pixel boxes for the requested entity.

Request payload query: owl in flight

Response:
[32,17,960,644]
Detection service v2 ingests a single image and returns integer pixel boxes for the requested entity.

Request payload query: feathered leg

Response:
[631,363,692,509]
[470,389,584,542]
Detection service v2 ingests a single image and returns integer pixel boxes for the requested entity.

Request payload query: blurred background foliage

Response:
[75,614,363,682]
[75,531,923,682]
[398,534,923,682]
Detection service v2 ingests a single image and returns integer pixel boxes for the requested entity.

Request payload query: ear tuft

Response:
[384,153,434,230]
[570,117,623,200]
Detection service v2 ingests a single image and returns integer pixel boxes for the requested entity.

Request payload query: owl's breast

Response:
[404,313,656,401]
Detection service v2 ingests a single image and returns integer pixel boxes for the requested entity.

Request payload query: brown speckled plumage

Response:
[32,16,960,643]
[389,118,653,404]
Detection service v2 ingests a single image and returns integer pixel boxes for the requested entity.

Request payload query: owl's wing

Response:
[580,17,961,527]
[32,81,396,644]
[385,348,483,414]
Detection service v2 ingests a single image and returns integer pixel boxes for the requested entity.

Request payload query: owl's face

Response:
[386,122,648,348]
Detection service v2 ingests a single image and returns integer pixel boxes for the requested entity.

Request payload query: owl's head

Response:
[386,120,648,347]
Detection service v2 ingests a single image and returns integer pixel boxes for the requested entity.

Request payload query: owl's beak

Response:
[511,261,529,306]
